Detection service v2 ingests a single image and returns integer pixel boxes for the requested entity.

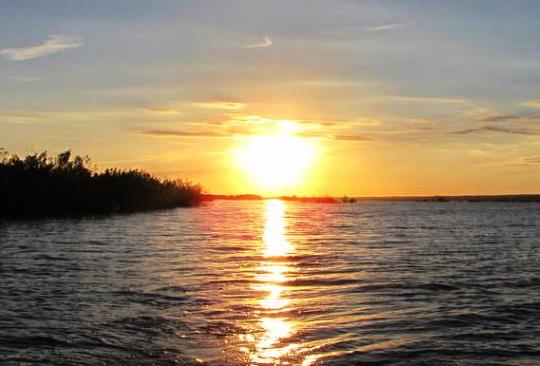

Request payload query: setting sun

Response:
[235,133,317,194]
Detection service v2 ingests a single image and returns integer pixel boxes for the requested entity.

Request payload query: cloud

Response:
[364,23,410,32]
[142,107,179,115]
[381,96,471,105]
[451,125,539,136]
[141,115,373,142]
[333,134,373,141]
[524,157,540,164]
[141,129,225,138]
[478,115,521,122]
[0,35,82,61]
[193,101,246,110]
[296,131,372,141]
[10,75,46,83]
[0,115,38,125]
[478,114,540,122]
[323,23,411,36]
[523,99,540,108]
[243,36,273,48]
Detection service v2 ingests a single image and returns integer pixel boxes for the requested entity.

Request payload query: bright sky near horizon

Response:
[1,0,540,196]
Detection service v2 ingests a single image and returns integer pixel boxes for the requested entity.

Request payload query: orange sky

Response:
[2,1,540,196]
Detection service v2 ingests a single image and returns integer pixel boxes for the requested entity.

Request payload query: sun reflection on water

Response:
[262,200,292,257]
[251,199,297,364]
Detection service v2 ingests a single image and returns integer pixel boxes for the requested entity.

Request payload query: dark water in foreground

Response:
[1,200,540,365]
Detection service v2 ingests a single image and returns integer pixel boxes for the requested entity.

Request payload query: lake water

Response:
[1,200,540,365]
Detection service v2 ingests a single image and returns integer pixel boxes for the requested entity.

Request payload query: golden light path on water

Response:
[251,200,297,364]
[232,199,410,365]
[234,200,411,366]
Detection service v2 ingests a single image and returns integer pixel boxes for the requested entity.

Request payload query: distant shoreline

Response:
[203,194,540,203]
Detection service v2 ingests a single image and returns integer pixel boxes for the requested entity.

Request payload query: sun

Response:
[235,133,316,194]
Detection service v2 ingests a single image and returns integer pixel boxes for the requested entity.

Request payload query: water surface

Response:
[1,200,540,365]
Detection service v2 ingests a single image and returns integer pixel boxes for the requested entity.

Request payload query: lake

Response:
[1,200,540,365]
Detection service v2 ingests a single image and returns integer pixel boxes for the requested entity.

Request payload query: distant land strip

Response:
[203,194,540,203]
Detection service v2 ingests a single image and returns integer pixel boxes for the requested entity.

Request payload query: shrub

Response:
[0,150,202,217]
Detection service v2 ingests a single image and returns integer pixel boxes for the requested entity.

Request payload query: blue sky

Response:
[1,0,540,195]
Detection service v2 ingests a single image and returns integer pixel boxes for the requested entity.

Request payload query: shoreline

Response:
[203,194,540,203]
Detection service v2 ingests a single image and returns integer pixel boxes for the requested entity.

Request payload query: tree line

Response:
[0,149,202,218]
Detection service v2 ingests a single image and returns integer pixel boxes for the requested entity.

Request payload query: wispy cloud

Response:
[0,115,38,125]
[323,23,411,37]
[140,114,377,143]
[192,101,246,110]
[333,134,373,141]
[478,114,540,123]
[522,99,540,108]
[478,115,521,123]
[524,157,540,164]
[10,75,47,83]
[0,35,82,61]
[364,22,410,32]
[141,129,225,138]
[381,95,471,105]
[451,125,539,136]
[143,128,374,143]
[243,36,273,48]
[142,107,179,115]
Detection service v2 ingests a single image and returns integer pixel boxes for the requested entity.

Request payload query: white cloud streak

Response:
[380,95,471,105]
[192,101,246,110]
[364,23,409,32]
[243,36,273,48]
[10,75,47,83]
[0,35,82,61]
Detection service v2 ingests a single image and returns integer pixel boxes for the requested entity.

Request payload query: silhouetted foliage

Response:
[0,150,202,217]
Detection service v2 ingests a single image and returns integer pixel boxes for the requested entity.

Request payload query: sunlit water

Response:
[1,200,540,365]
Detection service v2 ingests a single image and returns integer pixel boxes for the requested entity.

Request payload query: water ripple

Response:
[1,201,540,365]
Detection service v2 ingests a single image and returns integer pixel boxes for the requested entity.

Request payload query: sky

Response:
[1,0,540,196]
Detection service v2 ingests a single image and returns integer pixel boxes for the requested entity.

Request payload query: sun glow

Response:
[235,131,317,194]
